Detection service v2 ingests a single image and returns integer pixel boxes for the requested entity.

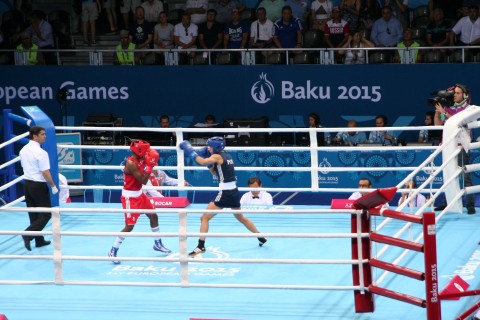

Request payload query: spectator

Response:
[141,0,164,24]
[272,5,303,56]
[358,0,382,31]
[153,11,174,63]
[340,0,361,31]
[368,114,396,145]
[332,120,367,145]
[370,5,403,47]
[213,0,241,24]
[348,177,371,200]
[198,9,224,61]
[157,115,177,145]
[25,10,55,64]
[129,6,154,63]
[311,0,333,30]
[81,0,102,46]
[418,111,442,144]
[205,114,217,124]
[120,0,141,29]
[323,6,350,62]
[104,0,118,35]
[257,0,286,23]
[174,13,198,61]
[249,7,275,53]
[224,8,250,54]
[426,8,452,48]
[433,84,475,214]
[395,28,422,63]
[16,31,45,65]
[185,0,209,25]
[428,0,463,21]
[310,112,329,144]
[398,180,426,208]
[285,0,311,28]
[113,29,138,65]
[450,4,480,56]
[240,176,273,205]
[384,0,409,29]
[339,30,374,64]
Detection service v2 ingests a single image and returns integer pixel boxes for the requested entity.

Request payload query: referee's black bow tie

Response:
[252,196,259,199]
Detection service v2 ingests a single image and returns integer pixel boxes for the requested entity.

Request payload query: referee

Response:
[19,126,58,251]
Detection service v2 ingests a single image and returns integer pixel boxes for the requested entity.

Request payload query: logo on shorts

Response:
[251,73,274,104]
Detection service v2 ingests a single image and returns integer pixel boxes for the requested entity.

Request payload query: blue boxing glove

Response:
[197,146,211,158]
[179,141,198,159]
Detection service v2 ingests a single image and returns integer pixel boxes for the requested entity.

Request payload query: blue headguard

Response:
[207,136,226,154]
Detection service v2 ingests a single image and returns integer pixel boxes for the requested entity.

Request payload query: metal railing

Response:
[1,45,479,66]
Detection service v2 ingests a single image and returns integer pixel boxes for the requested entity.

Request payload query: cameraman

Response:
[433,84,476,214]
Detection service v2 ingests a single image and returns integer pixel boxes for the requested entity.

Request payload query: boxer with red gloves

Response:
[108,140,171,264]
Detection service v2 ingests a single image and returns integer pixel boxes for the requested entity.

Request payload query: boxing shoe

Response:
[153,240,171,254]
[189,246,206,257]
[434,205,446,211]
[468,207,476,215]
[258,237,267,247]
[22,235,32,251]
[109,247,120,264]
[35,240,51,248]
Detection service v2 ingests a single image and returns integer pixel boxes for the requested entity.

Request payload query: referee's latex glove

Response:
[51,186,59,194]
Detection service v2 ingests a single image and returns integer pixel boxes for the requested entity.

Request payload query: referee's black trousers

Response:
[24,180,52,243]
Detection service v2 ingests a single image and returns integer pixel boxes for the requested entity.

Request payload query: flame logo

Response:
[251,73,274,104]
[319,157,332,175]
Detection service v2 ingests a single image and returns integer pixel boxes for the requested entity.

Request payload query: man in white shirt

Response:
[19,126,58,251]
[185,0,209,25]
[450,5,480,48]
[348,177,371,200]
[174,13,198,60]
[250,7,275,48]
[142,0,164,23]
[240,176,273,205]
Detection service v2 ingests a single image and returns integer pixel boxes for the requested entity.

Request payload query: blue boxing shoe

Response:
[153,239,172,254]
[109,247,120,264]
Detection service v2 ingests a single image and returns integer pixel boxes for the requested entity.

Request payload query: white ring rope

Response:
[2,115,480,299]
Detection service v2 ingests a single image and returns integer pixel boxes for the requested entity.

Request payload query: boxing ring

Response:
[1,106,480,320]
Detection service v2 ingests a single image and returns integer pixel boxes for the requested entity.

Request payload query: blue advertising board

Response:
[82,148,473,189]
[1,65,479,144]
[56,132,83,182]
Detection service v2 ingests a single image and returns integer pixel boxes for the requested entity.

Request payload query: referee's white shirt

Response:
[19,140,50,182]
[240,191,273,205]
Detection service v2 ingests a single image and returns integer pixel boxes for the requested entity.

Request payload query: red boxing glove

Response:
[145,149,159,167]
[145,166,153,176]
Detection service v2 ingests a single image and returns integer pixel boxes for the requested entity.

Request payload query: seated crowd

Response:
[1,0,479,65]
[148,113,440,147]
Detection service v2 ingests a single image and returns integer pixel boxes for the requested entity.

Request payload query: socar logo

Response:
[251,73,274,104]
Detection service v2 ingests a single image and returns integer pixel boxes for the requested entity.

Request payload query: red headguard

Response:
[130,139,150,157]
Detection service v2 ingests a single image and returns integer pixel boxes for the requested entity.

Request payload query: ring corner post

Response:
[423,211,441,320]
[352,209,374,313]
